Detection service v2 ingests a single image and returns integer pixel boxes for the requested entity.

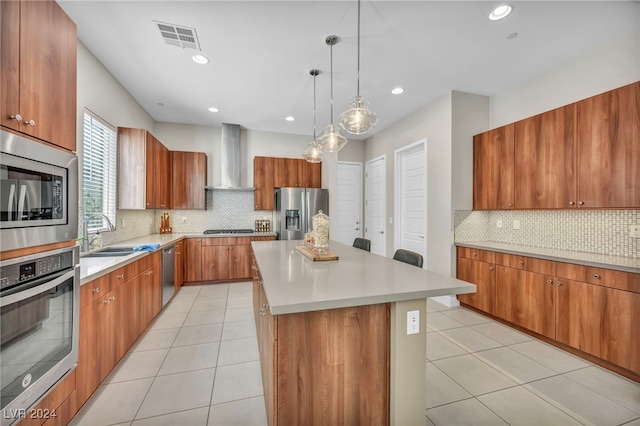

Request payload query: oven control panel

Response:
[0,250,74,290]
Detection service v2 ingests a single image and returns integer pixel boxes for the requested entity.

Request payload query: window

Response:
[82,110,117,232]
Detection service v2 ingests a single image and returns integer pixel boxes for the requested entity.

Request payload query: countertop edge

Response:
[456,242,640,273]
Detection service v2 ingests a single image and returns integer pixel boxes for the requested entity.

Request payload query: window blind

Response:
[82,111,117,232]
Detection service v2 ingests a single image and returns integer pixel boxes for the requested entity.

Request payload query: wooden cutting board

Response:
[296,245,339,261]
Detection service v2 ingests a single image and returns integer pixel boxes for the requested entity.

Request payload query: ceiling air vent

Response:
[154,21,200,50]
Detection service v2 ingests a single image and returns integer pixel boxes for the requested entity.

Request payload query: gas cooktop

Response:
[203,229,254,234]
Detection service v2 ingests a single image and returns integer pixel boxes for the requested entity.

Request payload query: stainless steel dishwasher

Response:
[162,244,175,307]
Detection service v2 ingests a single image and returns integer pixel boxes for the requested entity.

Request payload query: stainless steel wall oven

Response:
[0,246,79,426]
[1,130,78,251]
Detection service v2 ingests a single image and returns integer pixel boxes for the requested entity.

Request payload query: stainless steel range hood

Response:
[205,123,254,191]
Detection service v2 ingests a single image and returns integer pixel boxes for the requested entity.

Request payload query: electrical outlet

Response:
[513,220,521,230]
[497,219,503,228]
[630,225,640,238]
[407,310,420,335]
[182,216,187,223]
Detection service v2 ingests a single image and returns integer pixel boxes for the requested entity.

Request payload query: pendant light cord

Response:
[357,0,361,96]
[330,41,334,125]
[313,73,317,139]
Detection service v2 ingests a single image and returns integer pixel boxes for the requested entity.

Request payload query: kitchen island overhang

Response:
[251,239,476,426]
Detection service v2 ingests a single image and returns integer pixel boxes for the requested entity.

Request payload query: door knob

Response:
[379,230,384,234]
[419,235,425,239]
[354,228,360,231]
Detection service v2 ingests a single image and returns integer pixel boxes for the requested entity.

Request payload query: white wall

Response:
[490,30,640,128]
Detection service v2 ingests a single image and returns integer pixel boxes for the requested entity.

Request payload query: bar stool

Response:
[353,237,371,252]
[393,249,423,268]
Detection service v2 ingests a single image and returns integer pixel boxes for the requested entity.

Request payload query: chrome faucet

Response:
[82,214,116,252]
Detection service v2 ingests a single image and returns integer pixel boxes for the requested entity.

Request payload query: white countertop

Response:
[456,241,640,273]
[251,239,476,315]
[80,234,184,284]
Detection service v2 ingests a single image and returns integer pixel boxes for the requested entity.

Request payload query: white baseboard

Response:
[428,295,460,308]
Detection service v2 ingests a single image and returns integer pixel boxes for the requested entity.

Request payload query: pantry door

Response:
[336,162,363,245]
[365,156,386,256]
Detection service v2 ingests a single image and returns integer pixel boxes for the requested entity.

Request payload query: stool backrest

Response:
[393,249,423,268]
[353,237,371,252]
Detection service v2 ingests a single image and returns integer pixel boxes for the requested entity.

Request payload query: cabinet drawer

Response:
[555,263,640,294]
[202,237,251,246]
[458,247,495,263]
[109,265,133,288]
[494,254,555,275]
[80,275,111,308]
[135,251,161,271]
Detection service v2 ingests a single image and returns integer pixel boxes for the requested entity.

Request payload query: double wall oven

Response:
[0,130,79,425]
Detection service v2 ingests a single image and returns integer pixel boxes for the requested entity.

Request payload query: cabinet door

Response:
[456,257,495,314]
[18,1,76,151]
[117,128,147,209]
[259,287,277,426]
[473,124,515,210]
[145,132,157,208]
[308,162,322,188]
[254,157,275,210]
[229,244,252,279]
[202,246,229,281]
[171,152,207,209]
[112,284,130,360]
[126,273,144,344]
[556,278,636,370]
[577,82,640,208]
[174,241,184,289]
[76,304,100,404]
[155,141,171,209]
[515,105,577,209]
[185,239,202,282]
[0,0,20,132]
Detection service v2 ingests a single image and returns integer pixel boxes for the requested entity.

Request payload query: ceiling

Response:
[58,1,640,140]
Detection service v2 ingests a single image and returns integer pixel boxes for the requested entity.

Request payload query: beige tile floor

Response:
[72,282,640,426]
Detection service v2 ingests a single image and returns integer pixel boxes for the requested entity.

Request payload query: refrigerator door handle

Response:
[301,190,307,235]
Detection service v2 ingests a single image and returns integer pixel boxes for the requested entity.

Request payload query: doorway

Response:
[336,162,363,246]
[365,155,386,256]
[394,140,427,267]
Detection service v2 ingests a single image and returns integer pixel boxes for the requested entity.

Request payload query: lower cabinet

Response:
[76,253,162,408]
[187,236,275,283]
[457,246,640,380]
[174,240,184,290]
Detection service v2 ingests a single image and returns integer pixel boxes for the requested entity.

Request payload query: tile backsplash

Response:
[454,210,640,258]
[81,190,272,247]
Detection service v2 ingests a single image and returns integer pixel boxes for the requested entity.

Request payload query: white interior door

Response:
[365,156,386,256]
[336,162,363,245]
[395,140,427,267]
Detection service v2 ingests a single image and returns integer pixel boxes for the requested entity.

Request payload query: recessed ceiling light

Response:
[488,4,513,21]
[208,107,219,113]
[391,87,405,95]
[285,116,295,122]
[192,54,209,64]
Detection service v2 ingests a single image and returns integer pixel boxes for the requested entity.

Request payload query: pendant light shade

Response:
[339,0,378,135]
[317,35,348,153]
[302,69,324,163]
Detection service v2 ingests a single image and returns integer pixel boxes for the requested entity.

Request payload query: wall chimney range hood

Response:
[205,123,254,191]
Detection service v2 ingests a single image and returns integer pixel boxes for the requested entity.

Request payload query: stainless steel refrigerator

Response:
[275,188,329,240]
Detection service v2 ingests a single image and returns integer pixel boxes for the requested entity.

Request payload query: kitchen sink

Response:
[81,246,137,258]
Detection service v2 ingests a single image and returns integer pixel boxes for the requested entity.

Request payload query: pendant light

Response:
[317,35,348,153]
[302,69,324,163]
[338,0,378,135]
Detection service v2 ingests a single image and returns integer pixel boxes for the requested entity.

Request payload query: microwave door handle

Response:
[0,267,76,307]
[17,183,28,220]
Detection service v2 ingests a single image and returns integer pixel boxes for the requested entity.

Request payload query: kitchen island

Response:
[251,239,476,426]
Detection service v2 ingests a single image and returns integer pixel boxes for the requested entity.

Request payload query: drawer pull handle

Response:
[593,274,600,279]
[556,281,563,286]
[146,271,153,276]
[24,119,36,126]
[489,265,494,271]
[472,252,477,257]
[546,279,552,284]
[569,201,575,205]
[578,201,585,205]
[519,260,524,265]
[92,287,100,293]
[9,114,22,122]
[116,274,125,279]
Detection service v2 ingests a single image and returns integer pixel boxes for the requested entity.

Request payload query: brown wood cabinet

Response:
[576,82,640,208]
[0,0,77,152]
[514,104,577,209]
[456,254,495,315]
[117,128,171,209]
[473,124,514,210]
[171,151,207,209]
[252,257,390,425]
[254,156,275,210]
[76,253,162,407]
[473,82,640,210]
[185,238,202,282]
[456,245,640,380]
[254,156,322,210]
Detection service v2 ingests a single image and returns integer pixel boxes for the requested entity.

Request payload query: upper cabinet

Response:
[473,124,514,210]
[172,151,207,210]
[576,82,640,208]
[0,0,77,152]
[473,81,640,210]
[118,128,171,209]
[254,156,322,210]
[514,104,577,209]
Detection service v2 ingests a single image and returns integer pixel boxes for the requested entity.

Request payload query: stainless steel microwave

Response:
[0,131,78,251]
